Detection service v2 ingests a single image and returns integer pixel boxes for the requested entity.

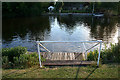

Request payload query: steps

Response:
[40,52,95,66]
[43,60,96,66]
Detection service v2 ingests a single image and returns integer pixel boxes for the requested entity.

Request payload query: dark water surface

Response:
[2,15,119,52]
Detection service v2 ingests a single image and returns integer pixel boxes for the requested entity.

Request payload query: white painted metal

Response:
[83,43,87,50]
[97,42,102,66]
[39,40,102,43]
[37,40,102,67]
[39,43,51,52]
[82,43,87,59]
[37,43,42,67]
[85,43,99,53]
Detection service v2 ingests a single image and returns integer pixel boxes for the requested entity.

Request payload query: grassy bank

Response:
[2,63,119,78]
[2,43,119,78]
[2,43,119,69]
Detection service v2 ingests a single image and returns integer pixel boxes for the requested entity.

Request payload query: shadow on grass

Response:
[2,69,20,78]
[74,66,80,80]
[85,67,98,80]
[3,67,40,78]
[74,66,98,80]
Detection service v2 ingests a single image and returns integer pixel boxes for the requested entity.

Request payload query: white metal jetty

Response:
[36,40,102,67]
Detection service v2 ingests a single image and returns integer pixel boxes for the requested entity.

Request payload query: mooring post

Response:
[37,41,42,67]
[97,41,102,66]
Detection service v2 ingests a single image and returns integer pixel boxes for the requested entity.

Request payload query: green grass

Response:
[2,63,119,78]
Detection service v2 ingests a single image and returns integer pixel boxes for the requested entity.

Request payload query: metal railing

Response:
[37,40,102,67]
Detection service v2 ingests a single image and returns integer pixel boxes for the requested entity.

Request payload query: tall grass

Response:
[87,43,120,63]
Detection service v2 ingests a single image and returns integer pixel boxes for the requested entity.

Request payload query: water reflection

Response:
[3,16,51,41]
[2,16,51,51]
[90,17,118,44]
[2,16,119,52]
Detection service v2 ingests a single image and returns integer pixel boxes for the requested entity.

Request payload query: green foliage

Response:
[2,46,46,69]
[89,2,119,14]
[13,52,45,68]
[2,2,50,18]
[2,56,14,69]
[87,43,120,63]
[2,56,9,65]
[87,50,99,61]
[101,43,120,63]
[2,46,27,62]
[61,10,91,13]
[2,2,119,17]
[2,56,9,68]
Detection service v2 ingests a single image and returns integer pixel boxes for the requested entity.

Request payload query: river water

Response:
[2,15,119,52]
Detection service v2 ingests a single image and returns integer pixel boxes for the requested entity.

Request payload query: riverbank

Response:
[2,42,120,68]
[2,43,119,78]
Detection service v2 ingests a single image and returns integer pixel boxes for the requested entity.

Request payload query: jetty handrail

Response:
[37,40,102,67]
[38,43,51,52]
[37,40,102,43]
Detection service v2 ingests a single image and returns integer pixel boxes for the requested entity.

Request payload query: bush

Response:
[87,50,99,61]
[87,43,120,63]
[2,56,14,69]
[2,56,9,68]
[2,46,46,69]
[101,43,120,63]
[2,46,27,62]
[13,52,45,68]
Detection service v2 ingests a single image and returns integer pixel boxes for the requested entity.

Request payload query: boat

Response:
[92,2,104,17]
[93,13,104,17]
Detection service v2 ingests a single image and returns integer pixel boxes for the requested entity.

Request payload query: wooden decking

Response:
[41,52,85,60]
[43,60,96,66]
[41,52,96,66]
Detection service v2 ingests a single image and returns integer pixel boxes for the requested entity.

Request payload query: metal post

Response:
[83,43,87,60]
[97,42,102,66]
[83,43,87,50]
[37,42,42,67]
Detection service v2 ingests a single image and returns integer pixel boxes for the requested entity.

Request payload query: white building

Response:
[48,6,54,12]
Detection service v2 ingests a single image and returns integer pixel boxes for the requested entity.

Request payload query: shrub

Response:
[87,43,120,63]
[101,43,120,63]
[2,47,46,69]
[87,50,99,61]
[2,56,14,69]
[2,56,9,65]
[13,52,46,68]
[2,56,9,68]
[2,46,27,62]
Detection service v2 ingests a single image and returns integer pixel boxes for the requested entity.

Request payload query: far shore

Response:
[41,13,119,17]
[42,13,93,16]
